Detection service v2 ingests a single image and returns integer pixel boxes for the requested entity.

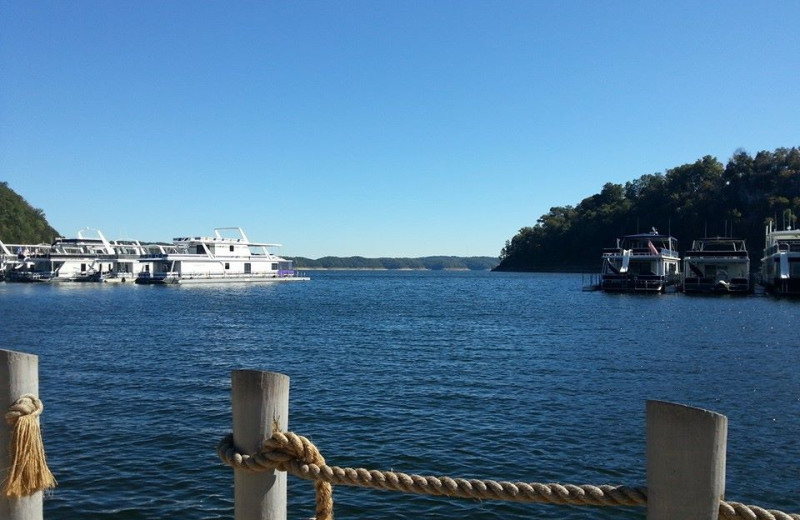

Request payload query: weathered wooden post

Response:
[646,400,727,520]
[0,349,43,520]
[232,370,289,520]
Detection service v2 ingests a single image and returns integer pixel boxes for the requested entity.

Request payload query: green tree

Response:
[495,146,800,272]
[0,182,60,243]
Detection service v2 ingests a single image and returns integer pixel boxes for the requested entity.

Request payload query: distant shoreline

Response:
[290,256,499,271]
[296,267,482,271]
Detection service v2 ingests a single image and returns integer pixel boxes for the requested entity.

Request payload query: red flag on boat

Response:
[647,240,658,255]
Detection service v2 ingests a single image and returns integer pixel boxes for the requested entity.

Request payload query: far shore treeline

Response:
[495,146,800,272]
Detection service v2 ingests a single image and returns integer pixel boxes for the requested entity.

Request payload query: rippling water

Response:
[1,271,798,519]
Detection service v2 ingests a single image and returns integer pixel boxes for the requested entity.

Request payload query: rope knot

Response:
[217,430,333,519]
[217,431,327,473]
[263,431,327,472]
[5,394,43,425]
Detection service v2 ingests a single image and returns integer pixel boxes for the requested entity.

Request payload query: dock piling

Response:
[646,400,728,520]
[0,348,43,520]
[231,370,289,520]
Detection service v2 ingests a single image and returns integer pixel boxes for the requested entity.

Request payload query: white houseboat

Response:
[4,229,149,283]
[600,230,681,292]
[0,240,13,281]
[1,242,51,281]
[0,240,17,281]
[682,237,751,294]
[135,227,308,285]
[760,221,800,295]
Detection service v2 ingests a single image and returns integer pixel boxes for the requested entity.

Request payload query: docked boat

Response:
[135,227,308,285]
[0,241,14,281]
[1,242,51,281]
[760,221,800,295]
[0,241,12,281]
[600,230,681,292]
[89,240,162,283]
[3,229,149,283]
[682,237,751,293]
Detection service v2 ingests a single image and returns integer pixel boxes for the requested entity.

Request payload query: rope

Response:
[217,430,800,520]
[719,503,800,520]
[4,394,57,497]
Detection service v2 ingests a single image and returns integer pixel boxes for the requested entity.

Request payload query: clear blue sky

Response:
[2,1,798,258]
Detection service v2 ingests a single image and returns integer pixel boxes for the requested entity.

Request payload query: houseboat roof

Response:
[688,237,747,251]
[171,236,283,248]
[171,227,282,248]
[767,229,800,238]
[621,232,676,240]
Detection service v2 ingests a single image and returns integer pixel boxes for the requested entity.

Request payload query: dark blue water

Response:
[1,271,798,519]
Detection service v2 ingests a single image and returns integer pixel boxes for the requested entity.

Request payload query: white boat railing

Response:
[602,248,679,258]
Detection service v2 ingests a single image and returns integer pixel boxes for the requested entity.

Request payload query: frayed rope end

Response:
[3,395,57,497]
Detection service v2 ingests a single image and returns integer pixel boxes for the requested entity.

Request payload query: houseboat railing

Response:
[767,241,800,255]
[602,248,679,257]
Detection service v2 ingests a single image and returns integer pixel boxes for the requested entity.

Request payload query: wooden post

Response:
[646,400,727,520]
[0,349,43,520]
[232,370,289,520]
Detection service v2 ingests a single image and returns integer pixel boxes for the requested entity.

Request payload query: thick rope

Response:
[3,394,57,497]
[217,430,800,520]
[218,432,333,520]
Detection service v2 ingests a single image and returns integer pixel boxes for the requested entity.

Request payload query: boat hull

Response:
[759,223,800,296]
[761,276,800,296]
[135,273,310,285]
[682,278,751,294]
[600,274,676,292]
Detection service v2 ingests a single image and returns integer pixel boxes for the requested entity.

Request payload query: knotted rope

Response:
[3,394,56,497]
[218,431,333,520]
[218,430,800,520]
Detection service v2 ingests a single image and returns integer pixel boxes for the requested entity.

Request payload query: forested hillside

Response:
[495,147,800,272]
[0,182,60,243]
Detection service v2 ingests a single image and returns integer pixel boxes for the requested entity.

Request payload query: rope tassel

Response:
[4,394,56,497]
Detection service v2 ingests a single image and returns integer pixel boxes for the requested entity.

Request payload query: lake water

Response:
[1,271,798,519]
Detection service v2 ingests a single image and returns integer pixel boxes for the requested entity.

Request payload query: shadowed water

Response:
[1,271,797,519]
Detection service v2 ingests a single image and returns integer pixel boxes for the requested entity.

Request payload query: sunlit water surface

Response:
[1,271,797,519]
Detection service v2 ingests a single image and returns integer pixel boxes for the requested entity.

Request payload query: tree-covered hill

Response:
[495,146,800,272]
[0,182,60,244]
[292,256,498,270]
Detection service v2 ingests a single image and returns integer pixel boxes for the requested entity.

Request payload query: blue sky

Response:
[2,1,798,258]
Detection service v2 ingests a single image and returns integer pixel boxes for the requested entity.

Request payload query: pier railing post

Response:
[232,370,289,520]
[0,349,43,520]
[646,400,727,520]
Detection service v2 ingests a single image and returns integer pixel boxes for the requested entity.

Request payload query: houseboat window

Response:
[272,263,278,270]
[225,263,230,270]
[244,263,251,274]
[196,245,204,254]
[230,245,235,252]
